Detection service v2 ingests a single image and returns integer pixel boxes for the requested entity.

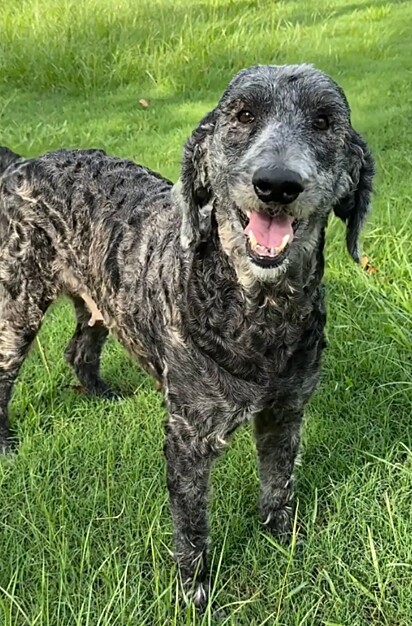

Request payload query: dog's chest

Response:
[182,293,325,410]
[228,310,316,379]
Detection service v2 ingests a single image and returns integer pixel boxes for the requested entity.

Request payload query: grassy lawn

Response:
[0,0,411,623]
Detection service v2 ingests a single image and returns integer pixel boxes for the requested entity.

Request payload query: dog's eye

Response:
[313,115,330,131]
[237,110,255,124]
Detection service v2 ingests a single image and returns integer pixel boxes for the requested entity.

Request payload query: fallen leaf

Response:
[138,98,150,108]
[360,255,378,274]
[71,384,88,395]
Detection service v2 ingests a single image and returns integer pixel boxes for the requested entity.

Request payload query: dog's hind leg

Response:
[64,295,115,399]
[0,284,53,453]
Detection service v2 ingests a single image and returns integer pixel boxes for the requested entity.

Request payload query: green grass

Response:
[0,0,411,624]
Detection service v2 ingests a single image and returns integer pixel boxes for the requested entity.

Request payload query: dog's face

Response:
[175,65,375,285]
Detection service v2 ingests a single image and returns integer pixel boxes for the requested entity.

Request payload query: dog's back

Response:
[0,147,179,356]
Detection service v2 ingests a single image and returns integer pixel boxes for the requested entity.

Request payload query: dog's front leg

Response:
[164,413,217,610]
[254,406,303,540]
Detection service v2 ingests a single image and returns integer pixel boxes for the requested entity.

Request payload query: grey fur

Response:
[0,64,374,608]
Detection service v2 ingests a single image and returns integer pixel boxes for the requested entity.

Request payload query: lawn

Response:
[0,0,411,624]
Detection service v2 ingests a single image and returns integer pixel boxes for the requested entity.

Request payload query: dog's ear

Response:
[0,146,21,174]
[173,110,217,250]
[333,130,375,262]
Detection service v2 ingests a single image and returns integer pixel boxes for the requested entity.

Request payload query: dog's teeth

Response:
[255,244,267,255]
[280,233,290,250]
[274,234,290,253]
[249,231,258,248]
[248,232,288,257]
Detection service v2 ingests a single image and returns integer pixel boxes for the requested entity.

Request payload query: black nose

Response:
[252,167,304,204]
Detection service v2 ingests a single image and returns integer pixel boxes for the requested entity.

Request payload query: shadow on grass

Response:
[1,11,411,183]
[1,0,411,113]
[1,0,411,95]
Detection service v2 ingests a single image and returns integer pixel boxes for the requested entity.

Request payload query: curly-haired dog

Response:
[0,64,374,608]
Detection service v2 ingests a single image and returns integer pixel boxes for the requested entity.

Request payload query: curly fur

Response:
[0,64,375,609]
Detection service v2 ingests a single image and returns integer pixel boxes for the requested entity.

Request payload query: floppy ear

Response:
[0,146,21,174]
[333,130,375,262]
[173,110,217,250]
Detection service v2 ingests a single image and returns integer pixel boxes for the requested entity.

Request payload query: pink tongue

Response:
[244,212,294,248]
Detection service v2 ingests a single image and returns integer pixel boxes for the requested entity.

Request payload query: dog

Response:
[0,64,375,608]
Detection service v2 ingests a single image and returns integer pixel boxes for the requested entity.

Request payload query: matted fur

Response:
[0,64,374,609]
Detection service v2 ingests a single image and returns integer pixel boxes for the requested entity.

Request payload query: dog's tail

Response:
[0,146,21,175]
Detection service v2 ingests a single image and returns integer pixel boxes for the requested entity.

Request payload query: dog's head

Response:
[173,64,375,284]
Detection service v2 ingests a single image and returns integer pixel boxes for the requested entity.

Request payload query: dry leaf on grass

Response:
[360,255,378,275]
[138,98,150,108]
[71,384,88,395]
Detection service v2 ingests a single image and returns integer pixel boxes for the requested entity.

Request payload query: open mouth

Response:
[241,210,298,268]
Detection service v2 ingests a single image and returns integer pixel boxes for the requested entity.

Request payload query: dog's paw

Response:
[72,380,123,400]
[261,504,293,542]
[181,580,210,612]
[93,383,122,401]
[0,440,11,455]
[0,430,16,456]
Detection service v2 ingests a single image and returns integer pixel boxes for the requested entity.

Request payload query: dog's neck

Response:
[182,231,325,383]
